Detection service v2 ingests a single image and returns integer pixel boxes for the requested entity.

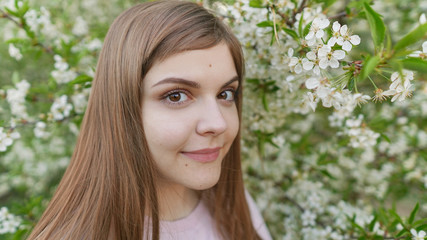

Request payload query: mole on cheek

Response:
[209,64,212,67]
[185,164,188,167]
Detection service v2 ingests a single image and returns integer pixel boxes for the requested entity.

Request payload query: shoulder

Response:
[244,189,273,240]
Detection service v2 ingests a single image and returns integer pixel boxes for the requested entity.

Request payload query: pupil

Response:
[169,93,181,102]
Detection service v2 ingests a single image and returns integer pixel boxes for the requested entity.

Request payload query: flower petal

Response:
[327,37,337,47]
[333,50,346,60]
[302,58,314,70]
[306,77,319,89]
[306,51,317,60]
[319,59,329,69]
[305,31,314,40]
[340,24,348,35]
[295,64,302,74]
[329,58,339,68]
[422,41,427,53]
[315,30,324,39]
[332,21,341,32]
[342,41,352,51]
[350,35,361,45]
[289,57,299,67]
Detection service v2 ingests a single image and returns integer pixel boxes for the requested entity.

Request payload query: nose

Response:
[196,100,227,136]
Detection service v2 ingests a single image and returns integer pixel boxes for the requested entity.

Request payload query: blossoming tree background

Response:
[1,0,427,239]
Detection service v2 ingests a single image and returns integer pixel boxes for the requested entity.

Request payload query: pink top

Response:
[147,191,272,240]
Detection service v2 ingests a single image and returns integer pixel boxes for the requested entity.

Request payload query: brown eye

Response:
[168,93,181,102]
[166,91,188,103]
[218,90,235,101]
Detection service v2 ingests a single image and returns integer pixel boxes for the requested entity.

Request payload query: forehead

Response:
[144,44,238,88]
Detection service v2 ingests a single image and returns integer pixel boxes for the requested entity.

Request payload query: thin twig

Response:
[0,8,22,27]
[0,9,54,54]
[286,0,308,27]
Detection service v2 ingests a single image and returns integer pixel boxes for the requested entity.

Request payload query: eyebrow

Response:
[151,76,239,89]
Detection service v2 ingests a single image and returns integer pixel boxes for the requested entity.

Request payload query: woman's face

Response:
[142,43,239,191]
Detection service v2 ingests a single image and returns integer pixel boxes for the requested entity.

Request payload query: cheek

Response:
[143,112,193,152]
[225,108,240,142]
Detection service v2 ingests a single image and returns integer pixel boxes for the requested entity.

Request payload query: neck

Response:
[156,180,200,221]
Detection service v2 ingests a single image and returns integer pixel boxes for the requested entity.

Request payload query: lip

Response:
[181,147,221,163]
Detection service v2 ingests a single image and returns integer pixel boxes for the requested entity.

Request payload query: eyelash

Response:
[160,87,238,107]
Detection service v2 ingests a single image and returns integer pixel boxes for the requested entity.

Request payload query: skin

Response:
[142,43,240,221]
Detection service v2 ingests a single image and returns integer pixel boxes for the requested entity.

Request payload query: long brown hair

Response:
[28,1,260,239]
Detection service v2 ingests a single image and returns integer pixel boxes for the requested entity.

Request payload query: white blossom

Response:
[8,44,23,61]
[0,127,20,152]
[343,115,380,148]
[6,80,30,119]
[288,56,303,74]
[420,13,426,24]
[34,121,50,139]
[409,41,427,59]
[305,17,330,41]
[411,229,426,240]
[72,16,89,36]
[50,95,73,121]
[51,55,77,84]
[383,70,414,102]
[0,207,21,234]
[353,93,371,106]
[24,7,58,39]
[318,45,345,69]
[327,21,361,51]
[0,0,22,11]
[71,92,88,114]
[86,38,103,51]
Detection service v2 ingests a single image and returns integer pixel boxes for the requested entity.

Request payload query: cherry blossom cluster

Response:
[51,55,78,85]
[0,127,20,152]
[340,115,380,149]
[0,207,21,235]
[1,0,427,239]
[6,80,30,119]
[382,70,414,102]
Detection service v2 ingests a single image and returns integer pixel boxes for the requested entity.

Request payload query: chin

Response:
[189,172,221,191]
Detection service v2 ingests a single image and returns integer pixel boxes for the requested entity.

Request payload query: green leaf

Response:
[319,169,337,180]
[396,228,408,237]
[400,57,427,74]
[363,2,385,48]
[262,92,269,111]
[359,55,380,81]
[394,23,427,52]
[413,218,427,226]
[347,214,365,232]
[380,133,391,143]
[303,20,312,37]
[416,224,427,231]
[298,11,304,37]
[283,28,299,40]
[389,209,405,226]
[12,71,20,84]
[5,38,30,45]
[68,75,93,85]
[249,0,264,8]
[408,202,419,224]
[348,77,355,91]
[369,215,377,231]
[257,21,274,28]
[4,7,19,17]
[313,0,337,8]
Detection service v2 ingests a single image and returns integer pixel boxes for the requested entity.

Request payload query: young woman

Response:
[28,1,271,239]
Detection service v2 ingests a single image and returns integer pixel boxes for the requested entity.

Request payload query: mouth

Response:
[181,147,221,163]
